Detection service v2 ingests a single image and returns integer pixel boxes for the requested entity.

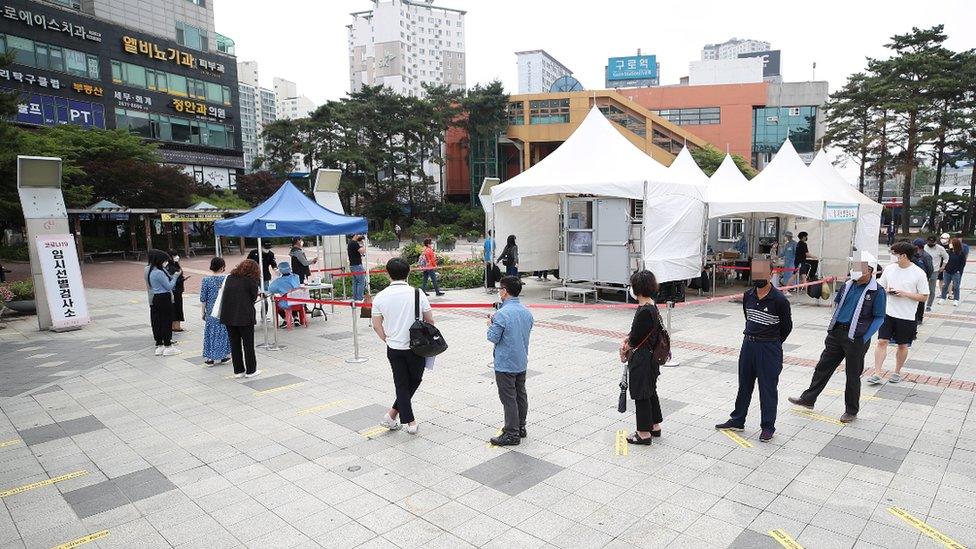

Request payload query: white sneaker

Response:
[162,347,182,356]
[953,300,959,307]
[233,373,245,379]
[244,370,261,378]
[889,373,902,383]
[865,374,882,385]
[154,346,164,356]
[380,414,402,431]
[937,298,945,305]
[405,423,419,435]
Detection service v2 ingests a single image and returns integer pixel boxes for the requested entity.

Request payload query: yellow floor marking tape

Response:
[768,529,804,549]
[296,400,345,416]
[791,408,845,426]
[614,430,629,456]
[254,382,304,396]
[0,470,88,499]
[51,530,109,549]
[824,388,880,401]
[888,507,966,549]
[720,429,754,448]
[360,426,388,439]
[0,439,21,449]
[487,428,504,448]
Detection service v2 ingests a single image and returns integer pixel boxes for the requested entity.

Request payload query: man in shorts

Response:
[866,241,929,384]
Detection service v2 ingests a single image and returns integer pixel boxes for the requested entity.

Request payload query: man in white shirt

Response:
[371,257,434,434]
[866,241,929,385]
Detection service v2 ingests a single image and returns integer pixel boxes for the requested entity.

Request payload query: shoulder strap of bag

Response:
[634,305,656,349]
[414,287,420,321]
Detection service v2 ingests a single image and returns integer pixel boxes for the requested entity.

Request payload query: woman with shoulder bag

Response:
[220,259,262,378]
[497,234,519,277]
[619,270,665,445]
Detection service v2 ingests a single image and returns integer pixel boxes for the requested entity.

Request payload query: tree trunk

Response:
[876,111,888,204]
[858,117,868,193]
[965,164,976,235]
[901,111,917,236]
[929,134,946,232]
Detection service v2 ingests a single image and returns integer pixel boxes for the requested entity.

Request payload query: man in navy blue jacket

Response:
[716,259,793,442]
[789,252,886,423]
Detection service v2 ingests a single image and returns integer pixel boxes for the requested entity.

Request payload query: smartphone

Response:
[887,288,898,295]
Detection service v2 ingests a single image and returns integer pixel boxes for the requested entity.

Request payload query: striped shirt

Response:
[742,286,793,342]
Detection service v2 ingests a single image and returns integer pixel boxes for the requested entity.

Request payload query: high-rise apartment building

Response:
[237,61,276,171]
[701,37,770,60]
[3,0,244,187]
[348,0,466,97]
[273,77,315,120]
[516,50,573,94]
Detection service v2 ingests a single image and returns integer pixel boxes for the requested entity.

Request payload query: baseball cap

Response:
[849,251,878,271]
[912,238,925,247]
[784,231,793,238]
[941,233,950,240]
[278,262,292,275]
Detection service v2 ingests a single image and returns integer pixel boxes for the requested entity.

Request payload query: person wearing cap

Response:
[911,238,933,325]
[266,262,302,328]
[923,235,948,312]
[789,252,886,422]
[247,241,278,289]
[778,231,798,287]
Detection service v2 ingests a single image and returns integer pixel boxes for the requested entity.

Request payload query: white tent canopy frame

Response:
[490,107,707,284]
[807,150,883,258]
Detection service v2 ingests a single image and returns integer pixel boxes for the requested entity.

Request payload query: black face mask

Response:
[753,279,769,288]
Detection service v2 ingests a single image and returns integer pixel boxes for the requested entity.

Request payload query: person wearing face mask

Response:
[145,249,182,356]
[866,241,929,385]
[789,252,886,422]
[778,231,797,287]
[715,259,792,442]
[166,249,188,332]
[620,270,665,445]
[939,236,968,306]
[289,237,318,284]
[924,235,948,311]
[486,276,534,446]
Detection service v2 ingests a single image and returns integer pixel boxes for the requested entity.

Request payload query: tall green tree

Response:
[690,146,757,179]
[925,49,972,230]
[954,50,976,234]
[824,72,877,192]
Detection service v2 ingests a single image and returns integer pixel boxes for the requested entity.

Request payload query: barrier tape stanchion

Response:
[663,300,679,367]
[345,300,368,364]
[265,296,285,351]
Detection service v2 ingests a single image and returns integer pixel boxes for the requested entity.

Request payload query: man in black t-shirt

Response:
[794,232,818,284]
[247,241,277,288]
[348,234,366,302]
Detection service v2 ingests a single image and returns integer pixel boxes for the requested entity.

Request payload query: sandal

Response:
[204,360,214,366]
[626,432,652,445]
[651,429,662,438]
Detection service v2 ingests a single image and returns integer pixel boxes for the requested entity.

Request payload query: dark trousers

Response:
[730,339,783,431]
[421,270,441,294]
[150,293,174,346]
[634,397,663,432]
[227,325,257,374]
[800,326,869,415]
[388,348,425,423]
[495,371,527,437]
[915,301,924,324]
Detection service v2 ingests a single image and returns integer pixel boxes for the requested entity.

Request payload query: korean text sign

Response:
[607,55,657,81]
[35,234,90,330]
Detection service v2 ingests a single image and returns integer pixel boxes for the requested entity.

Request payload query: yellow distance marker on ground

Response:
[720,429,753,448]
[0,470,88,499]
[768,528,804,549]
[52,530,109,549]
[614,430,628,456]
[254,382,304,396]
[0,439,21,449]
[360,426,388,439]
[296,400,345,416]
[487,428,504,448]
[791,408,845,426]
[888,507,966,549]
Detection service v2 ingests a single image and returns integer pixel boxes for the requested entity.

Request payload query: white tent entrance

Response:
[491,107,706,291]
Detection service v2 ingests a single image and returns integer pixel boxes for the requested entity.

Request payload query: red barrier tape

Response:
[329,261,484,278]
[309,267,345,273]
[715,265,798,272]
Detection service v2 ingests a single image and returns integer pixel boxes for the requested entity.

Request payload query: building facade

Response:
[273,77,314,120]
[2,0,244,187]
[237,60,275,172]
[516,49,572,94]
[348,0,465,97]
[701,37,769,60]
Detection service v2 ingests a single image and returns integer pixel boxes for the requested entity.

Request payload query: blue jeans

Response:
[351,264,365,301]
[505,265,518,277]
[421,270,441,294]
[941,271,962,301]
[729,340,783,431]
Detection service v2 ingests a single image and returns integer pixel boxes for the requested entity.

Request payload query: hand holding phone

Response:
[888,288,899,296]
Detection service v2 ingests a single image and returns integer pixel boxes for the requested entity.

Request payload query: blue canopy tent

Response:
[214,181,368,348]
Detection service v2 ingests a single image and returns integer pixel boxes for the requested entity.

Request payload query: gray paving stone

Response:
[904,360,957,375]
[322,332,354,340]
[924,336,969,347]
[59,416,107,437]
[552,314,587,322]
[63,483,130,519]
[461,451,562,496]
[874,385,940,406]
[582,340,622,353]
[242,373,306,391]
[327,404,392,432]
[695,312,730,319]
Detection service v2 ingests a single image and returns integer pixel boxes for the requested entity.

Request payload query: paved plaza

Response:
[1,261,975,548]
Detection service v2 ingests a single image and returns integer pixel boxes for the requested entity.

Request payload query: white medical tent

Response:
[668,147,709,186]
[490,107,706,284]
[808,150,883,257]
[707,140,859,279]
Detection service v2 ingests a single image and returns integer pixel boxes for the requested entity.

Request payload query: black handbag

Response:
[409,288,448,357]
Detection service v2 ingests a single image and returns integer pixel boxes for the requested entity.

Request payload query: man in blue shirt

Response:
[789,252,885,423]
[487,276,534,446]
[484,230,496,291]
[778,231,797,286]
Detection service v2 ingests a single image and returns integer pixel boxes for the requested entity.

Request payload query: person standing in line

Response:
[487,276,534,446]
[497,234,519,277]
[924,235,948,312]
[866,241,930,385]
[419,239,445,296]
[146,249,182,356]
[394,224,402,245]
[886,224,895,247]
[939,237,968,306]
[289,237,318,284]
[795,231,818,284]
[199,257,230,366]
[166,250,187,332]
[371,258,434,435]
[621,270,665,445]
[778,231,797,287]
[348,234,367,302]
[219,259,262,378]
[789,252,886,422]
[911,238,933,325]
[715,259,793,442]
[267,262,302,328]
[247,241,277,290]
[484,230,496,291]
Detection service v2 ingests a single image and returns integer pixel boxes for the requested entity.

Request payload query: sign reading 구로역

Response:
[607,55,657,81]
[35,234,90,330]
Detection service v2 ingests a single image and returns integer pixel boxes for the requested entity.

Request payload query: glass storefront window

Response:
[171,117,192,143]
[111,61,122,83]
[1,33,97,79]
[49,47,64,72]
[115,108,234,149]
[86,56,99,79]
[176,21,209,51]
[169,74,188,97]
[205,82,222,104]
[7,35,35,66]
[567,201,592,229]
[64,49,88,77]
[752,106,817,159]
[529,99,569,124]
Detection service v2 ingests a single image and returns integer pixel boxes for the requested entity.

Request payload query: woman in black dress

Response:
[167,249,187,332]
[621,269,664,445]
[219,259,262,378]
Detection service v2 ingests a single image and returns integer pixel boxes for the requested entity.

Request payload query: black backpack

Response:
[409,288,448,357]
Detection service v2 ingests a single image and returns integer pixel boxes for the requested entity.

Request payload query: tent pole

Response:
[701,202,710,295]
[640,181,648,271]
[257,237,270,348]
[215,232,221,257]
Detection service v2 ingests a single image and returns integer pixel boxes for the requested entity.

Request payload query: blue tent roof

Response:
[215,181,367,237]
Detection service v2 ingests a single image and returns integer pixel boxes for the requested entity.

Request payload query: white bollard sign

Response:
[35,234,90,331]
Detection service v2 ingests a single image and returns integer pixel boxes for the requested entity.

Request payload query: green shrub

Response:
[0,244,29,261]
[6,280,34,300]
[371,230,396,242]
[410,219,429,237]
[382,219,393,233]
[466,229,481,238]
[401,243,423,264]
[438,233,457,246]
[367,264,482,293]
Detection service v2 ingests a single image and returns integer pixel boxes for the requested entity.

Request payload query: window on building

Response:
[115,108,234,148]
[111,60,230,105]
[185,0,205,5]
[651,127,683,154]
[652,107,720,126]
[752,106,818,164]
[176,21,209,51]
[507,101,524,125]
[0,33,98,78]
[718,218,745,242]
[528,99,569,124]
[598,104,646,137]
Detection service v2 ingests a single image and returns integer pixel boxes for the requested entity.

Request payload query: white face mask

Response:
[940,239,949,246]
[172,256,180,262]
[629,287,639,300]
[850,270,863,280]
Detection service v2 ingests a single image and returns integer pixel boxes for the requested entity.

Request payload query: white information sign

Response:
[35,234,90,330]
[825,203,858,223]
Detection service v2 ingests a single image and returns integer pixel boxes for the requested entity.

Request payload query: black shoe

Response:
[220,357,230,364]
[715,420,744,431]
[422,290,429,296]
[519,427,527,438]
[279,322,288,329]
[435,292,445,296]
[760,429,774,442]
[839,412,856,423]
[626,432,652,445]
[788,396,814,409]
[204,360,214,365]
[490,434,520,446]
[650,429,662,438]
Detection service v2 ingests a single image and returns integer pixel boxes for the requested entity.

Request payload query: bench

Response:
[550,286,598,304]
[83,250,128,263]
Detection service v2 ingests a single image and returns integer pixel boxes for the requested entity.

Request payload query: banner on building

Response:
[160,212,223,222]
[35,234,90,331]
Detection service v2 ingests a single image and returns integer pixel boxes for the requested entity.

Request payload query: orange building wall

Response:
[445,124,470,197]
[619,82,768,164]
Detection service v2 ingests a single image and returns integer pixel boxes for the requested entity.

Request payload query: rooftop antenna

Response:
[812,61,817,81]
